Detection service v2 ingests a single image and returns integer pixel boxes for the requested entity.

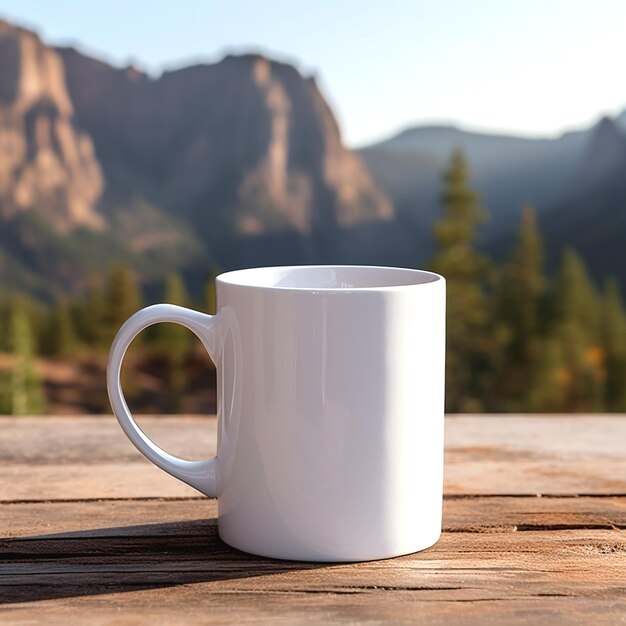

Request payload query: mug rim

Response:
[216,264,444,293]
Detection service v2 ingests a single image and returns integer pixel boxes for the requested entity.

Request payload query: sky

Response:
[1,0,626,147]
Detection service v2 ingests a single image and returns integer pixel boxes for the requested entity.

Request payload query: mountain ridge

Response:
[360,113,626,282]
[2,16,626,296]
[0,19,395,298]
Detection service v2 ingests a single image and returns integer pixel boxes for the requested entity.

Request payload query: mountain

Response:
[540,117,626,282]
[570,117,626,190]
[361,116,626,283]
[3,17,626,297]
[0,19,395,298]
[57,48,392,236]
[0,21,103,232]
[359,124,591,263]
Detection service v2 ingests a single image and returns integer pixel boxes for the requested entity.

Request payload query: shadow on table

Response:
[0,518,330,604]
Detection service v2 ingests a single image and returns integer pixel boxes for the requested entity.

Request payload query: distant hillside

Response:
[359,115,626,283]
[0,19,398,298]
[540,117,626,282]
[2,16,626,296]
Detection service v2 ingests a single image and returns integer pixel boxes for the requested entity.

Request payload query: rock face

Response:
[0,20,103,233]
[57,49,392,239]
[0,19,393,295]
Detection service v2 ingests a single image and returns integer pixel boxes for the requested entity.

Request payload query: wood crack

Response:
[515,523,625,531]
[3,493,626,505]
[0,497,209,505]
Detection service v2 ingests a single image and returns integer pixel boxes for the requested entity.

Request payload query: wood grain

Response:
[1,498,625,621]
[1,415,625,499]
[1,415,625,625]
[2,496,625,539]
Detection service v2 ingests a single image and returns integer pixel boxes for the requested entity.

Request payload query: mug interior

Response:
[217,265,441,291]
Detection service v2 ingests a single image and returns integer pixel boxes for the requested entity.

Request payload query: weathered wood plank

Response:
[2,538,624,601]
[444,415,626,496]
[2,593,624,626]
[1,416,625,499]
[2,500,624,603]
[2,497,625,539]
[443,495,626,531]
[0,463,200,500]
[1,523,624,622]
[1,417,625,624]
[0,416,217,464]
[3,415,623,465]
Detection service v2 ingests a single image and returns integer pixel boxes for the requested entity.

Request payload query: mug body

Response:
[214,266,446,561]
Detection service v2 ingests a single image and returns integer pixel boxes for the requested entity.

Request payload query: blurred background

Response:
[1,0,625,415]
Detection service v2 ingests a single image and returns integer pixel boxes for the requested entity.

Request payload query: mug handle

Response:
[107,304,219,497]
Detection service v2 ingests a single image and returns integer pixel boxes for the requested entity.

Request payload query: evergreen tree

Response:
[153,273,192,412]
[164,272,188,307]
[154,272,192,359]
[104,264,142,343]
[506,207,545,339]
[75,272,107,350]
[601,278,626,411]
[492,207,546,410]
[549,249,604,412]
[555,249,601,337]
[0,294,9,353]
[431,150,490,412]
[0,302,46,415]
[41,298,77,356]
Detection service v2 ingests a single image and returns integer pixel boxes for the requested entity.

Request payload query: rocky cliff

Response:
[57,48,392,238]
[0,20,103,233]
[0,19,394,296]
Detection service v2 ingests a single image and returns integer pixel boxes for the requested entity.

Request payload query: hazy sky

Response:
[2,0,625,146]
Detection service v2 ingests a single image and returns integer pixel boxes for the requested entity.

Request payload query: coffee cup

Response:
[107,265,446,562]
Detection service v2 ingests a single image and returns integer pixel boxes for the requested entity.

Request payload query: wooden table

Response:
[1,415,625,624]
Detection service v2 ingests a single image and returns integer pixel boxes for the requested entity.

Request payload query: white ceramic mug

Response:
[107,265,446,562]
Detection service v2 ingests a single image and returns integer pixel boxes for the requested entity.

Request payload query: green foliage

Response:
[73,273,107,351]
[491,206,546,411]
[149,273,196,413]
[104,264,143,344]
[547,249,604,412]
[0,302,46,415]
[431,150,490,412]
[3,151,626,414]
[602,279,626,411]
[555,249,602,339]
[41,298,77,356]
[431,153,626,413]
[153,272,192,360]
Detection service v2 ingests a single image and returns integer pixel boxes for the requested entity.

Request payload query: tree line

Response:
[2,149,626,414]
[0,267,219,414]
[432,150,626,413]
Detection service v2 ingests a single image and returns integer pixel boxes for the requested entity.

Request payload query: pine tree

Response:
[549,249,604,412]
[493,207,546,410]
[75,272,107,350]
[164,272,188,307]
[42,298,77,356]
[0,293,9,353]
[154,273,192,359]
[153,273,192,412]
[555,249,601,337]
[601,278,626,411]
[104,264,142,344]
[431,150,490,412]
[0,302,46,415]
